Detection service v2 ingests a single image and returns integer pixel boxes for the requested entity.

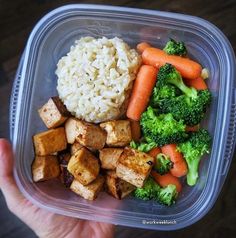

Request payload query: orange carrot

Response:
[130,120,141,141]
[126,65,158,121]
[186,124,200,132]
[161,144,188,177]
[170,161,188,178]
[148,147,161,158]
[137,42,152,53]
[185,76,208,90]
[151,171,182,193]
[142,47,202,80]
[161,144,183,163]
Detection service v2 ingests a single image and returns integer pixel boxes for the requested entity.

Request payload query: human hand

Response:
[0,139,114,238]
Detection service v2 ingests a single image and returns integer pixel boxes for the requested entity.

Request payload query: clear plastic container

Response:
[10,4,236,230]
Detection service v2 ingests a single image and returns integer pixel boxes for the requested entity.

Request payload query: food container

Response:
[10,4,236,230]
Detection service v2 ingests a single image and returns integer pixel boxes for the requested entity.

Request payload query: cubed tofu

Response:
[32,155,60,182]
[67,148,100,185]
[70,175,105,200]
[33,127,67,156]
[70,141,83,155]
[38,97,70,129]
[116,147,154,188]
[100,120,132,147]
[65,118,106,149]
[105,171,135,199]
[99,148,123,170]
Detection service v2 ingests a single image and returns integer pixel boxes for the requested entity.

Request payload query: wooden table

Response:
[0,0,236,237]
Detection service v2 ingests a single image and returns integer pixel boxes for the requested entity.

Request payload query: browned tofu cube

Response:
[100,120,132,147]
[116,147,154,188]
[105,171,135,199]
[33,127,67,156]
[75,121,107,150]
[70,175,105,200]
[67,148,100,185]
[70,141,83,155]
[65,118,106,149]
[99,148,123,170]
[38,97,70,129]
[32,155,60,182]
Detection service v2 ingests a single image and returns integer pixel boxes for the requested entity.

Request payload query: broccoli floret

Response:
[133,177,178,206]
[130,140,157,152]
[152,64,211,126]
[159,90,212,126]
[156,63,197,99]
[133,177,160,201]
[154,153,173,175]
[163,39,187,56]
[177,129,211,186]
[155,184,178,206]
[140,106,188,147]
[151,85,180,107]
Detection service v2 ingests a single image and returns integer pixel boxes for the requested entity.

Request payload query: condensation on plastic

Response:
[10,4,236,230]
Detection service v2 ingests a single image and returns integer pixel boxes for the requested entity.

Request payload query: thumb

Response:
[0,139,26,212]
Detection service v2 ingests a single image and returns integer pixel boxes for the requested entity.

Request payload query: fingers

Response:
[0,139,26,212]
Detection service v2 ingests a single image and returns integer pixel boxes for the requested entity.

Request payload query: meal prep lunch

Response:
[32,36,212,206]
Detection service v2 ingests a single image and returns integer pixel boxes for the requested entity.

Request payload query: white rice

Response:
[56,36,141,123]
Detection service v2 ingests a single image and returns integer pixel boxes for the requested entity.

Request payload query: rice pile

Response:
[56,36,141,123]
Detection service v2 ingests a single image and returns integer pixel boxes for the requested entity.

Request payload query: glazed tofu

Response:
[116,147,154,188]
[38,97,70,129]
[32,155,60,182]
[70,175,105,200]
[100,120,132,147]
[70,141,83,155]
[65,118,106,149]
[67,148,100,185]
[99,148,123,170]
[105,171,135,199]
[33,127,67,156]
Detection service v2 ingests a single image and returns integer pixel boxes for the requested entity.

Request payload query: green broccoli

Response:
[130,140,157,153]
[151,84,180,107]
[151,64,212,126]
[163,39,187,56]
[154,153,173,175]
[177,129,211,186]
[133,177,159,201]
[140,106,188,147]
[155,63,197,99]
[133,177,178,206]
[159,90,211,126]
[155,184,178,206]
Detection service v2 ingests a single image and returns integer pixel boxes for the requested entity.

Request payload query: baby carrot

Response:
[170,161,188,178]
[151,171,182,193]
[137,42,152,53]
[161,144,183,163]
[126,65,158,121]
[142,47,202,80]
[148,147,162,158]
[130,120,141,141]
[185,76,208,90]
[161,144,188,177]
